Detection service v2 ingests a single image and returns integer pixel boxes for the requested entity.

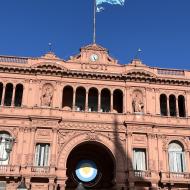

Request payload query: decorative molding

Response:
[60,122,126,132]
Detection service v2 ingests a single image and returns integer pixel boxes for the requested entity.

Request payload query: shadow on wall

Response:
[113,115,149,190]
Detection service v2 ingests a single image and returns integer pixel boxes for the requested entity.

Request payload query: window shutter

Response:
[44,144,50,166]
[35,144,40,166]
[182,152,186,172]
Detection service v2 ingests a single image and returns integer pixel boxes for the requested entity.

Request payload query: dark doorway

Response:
[88,88,98,112]
[101,89,110,112]
[14,84,23,107]
[160,94,167,116]
[113,89,123,113]
[75,87,86,111]
[178,95,186,117]
[66,142,115,189]
[169,95,176,116]
[4,83,13,106]
[62,86,73,110]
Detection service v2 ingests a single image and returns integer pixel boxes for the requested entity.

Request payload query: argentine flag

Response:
[96,0,125,12]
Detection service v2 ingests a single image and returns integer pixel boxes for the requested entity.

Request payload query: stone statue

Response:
[132,91,144,113]
[41,85,53,107]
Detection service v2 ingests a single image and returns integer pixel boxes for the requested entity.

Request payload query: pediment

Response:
[31,62,68,71]
[126,69,156,78]
[68,43,118,64]
[81,43,107,52]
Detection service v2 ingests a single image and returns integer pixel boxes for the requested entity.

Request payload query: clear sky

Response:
[0,0,189,69]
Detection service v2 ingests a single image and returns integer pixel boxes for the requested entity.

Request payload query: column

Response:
[22,82,28,107]
[98,91,101,112]
[28,128,36,165]
[54,82,62,109]
[185,151,190,172]
[167,96,170,116]
[51,129,57,167]
[11,136,17,166]
[185,92,189,117]
[72,90,76,111]
[11,86,16,106]
[1,86,6,106]
[126,87,131,113]
[85,90,88,112]
[49,178,55,190]
[155,89,160,115]
[147,134,152,170]
[110,92,113,112]
[16,127,25,165]
[126,132,133,171]
[176,97,179,117]
[123,91,126,113]
[57,179,66,190]
[25,178,31,190]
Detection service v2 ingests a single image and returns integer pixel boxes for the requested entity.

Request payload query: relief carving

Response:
[41,84,53,107]
[85,131,100,141]
[36,129,51,137]
[60,122,126,132]
[58,130,78,155]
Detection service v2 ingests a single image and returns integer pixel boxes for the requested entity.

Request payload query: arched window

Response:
[169,95,176,116]
[4,83,13,106]
[14,84,23,107]
[101,89,110,112]
[0,83,3,105]
[160,94,167,116]
[88,88,98,112]
[0,132,11,165]
[75,87,86,111]
[113,89,123,113]
[168,142,185,173]
[178,95,186,117]
[62,86,73,110]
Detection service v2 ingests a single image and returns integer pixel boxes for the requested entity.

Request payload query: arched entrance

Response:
[66,141,115,189]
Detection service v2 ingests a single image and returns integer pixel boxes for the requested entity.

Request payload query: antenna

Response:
[135,48,142,59]
[48,42,52,52]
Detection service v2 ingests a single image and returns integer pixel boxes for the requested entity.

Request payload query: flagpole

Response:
[93,0,96,44]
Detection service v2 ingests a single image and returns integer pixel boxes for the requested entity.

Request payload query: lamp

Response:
[17,178,28,190]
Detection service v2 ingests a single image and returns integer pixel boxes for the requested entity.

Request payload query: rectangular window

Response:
[133,148,147,171]
[35,143,50,167]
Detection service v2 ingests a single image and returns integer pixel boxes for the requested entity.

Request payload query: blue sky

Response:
[0,0,189,69]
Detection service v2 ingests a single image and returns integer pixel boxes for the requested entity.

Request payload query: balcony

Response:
[0,165,20,177]
[127,170,153,182]
[30,166,56,177]
[160,172,190,184]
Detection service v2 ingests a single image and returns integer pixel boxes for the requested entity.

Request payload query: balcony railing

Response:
[31,166,50,176]
[0,165,20,176]
[160,172,190,183]
[134,170,152,178]
[127,170,152,181]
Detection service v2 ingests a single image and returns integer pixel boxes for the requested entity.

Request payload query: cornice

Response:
[0,64,189,86]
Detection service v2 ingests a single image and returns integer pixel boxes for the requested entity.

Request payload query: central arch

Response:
[57,132,126,189]
[66,141,115,189]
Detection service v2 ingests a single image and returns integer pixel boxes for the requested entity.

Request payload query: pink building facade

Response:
[0,44,190,190]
